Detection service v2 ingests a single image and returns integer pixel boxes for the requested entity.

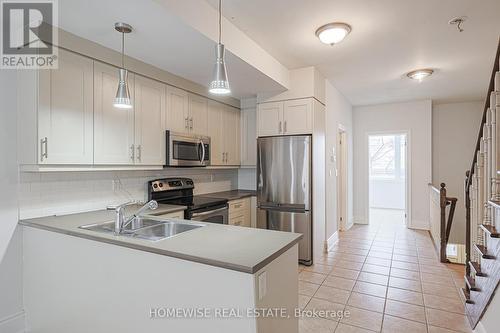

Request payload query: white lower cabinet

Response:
[228,198,251,227]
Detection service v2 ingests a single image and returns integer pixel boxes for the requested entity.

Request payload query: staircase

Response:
[462,38,500,329]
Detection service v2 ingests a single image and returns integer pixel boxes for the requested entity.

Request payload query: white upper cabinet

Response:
[240,107,257,166]
[257,101,283,137]
[165,86,189,133]
[188,93,208,135]
[282,99,313,135]
[207,101,240,166]
[224,106,241,166]
[257,98,314,137]
[207,101,224,165]
[37,49,94,164]
[93,61,135,165]
[134,75,166,165]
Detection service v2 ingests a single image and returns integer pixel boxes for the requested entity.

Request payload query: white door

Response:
[134,75,166,166]
[38,49,94,164]
[368,133,408,225]
[166,86,189,134]
[207,101,224,165]
[188,94,208,135]
[257,102,283,137]
[223,106,240,165]
[283,99,313,135]
[94,62,135,164]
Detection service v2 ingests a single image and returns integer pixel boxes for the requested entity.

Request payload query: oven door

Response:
[166,131,210,166]
[190,205,228,224]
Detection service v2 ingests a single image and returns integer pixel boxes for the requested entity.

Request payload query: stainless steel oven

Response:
[189,204,229,224]
[166,131,210,167]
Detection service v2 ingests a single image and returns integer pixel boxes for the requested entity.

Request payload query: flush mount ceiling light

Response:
[209,0,231,95]
[315,22,351,45]
[113,22,133,109]
[406,68,434,82]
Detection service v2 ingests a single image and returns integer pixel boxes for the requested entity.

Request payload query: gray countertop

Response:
[203,189,256,201]
[19,206,301,274]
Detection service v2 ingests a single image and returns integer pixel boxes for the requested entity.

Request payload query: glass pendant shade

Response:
[209,43,230,95]
[113,68,132,109]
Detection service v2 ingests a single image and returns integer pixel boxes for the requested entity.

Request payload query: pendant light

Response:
[113,22,133,109]
[209,0,230,95]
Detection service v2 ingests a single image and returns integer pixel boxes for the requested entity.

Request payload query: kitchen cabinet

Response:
[188,93,208,135]
[165,86,189,133]
[228,197,251,227]
[256,98,313,136]
[154,210,184,219]
[240,107,257,166]
[18,48,94,165]
[134,75,166,165]
[207,102,240,166]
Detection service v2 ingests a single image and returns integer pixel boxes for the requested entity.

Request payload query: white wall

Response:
[432,101,483,244]
[325,81,353,241]
[353,100,432,229]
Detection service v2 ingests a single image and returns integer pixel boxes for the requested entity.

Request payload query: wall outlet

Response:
[258,271,267,300]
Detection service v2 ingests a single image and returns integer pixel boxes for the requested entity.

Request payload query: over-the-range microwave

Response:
[165,130,210,167]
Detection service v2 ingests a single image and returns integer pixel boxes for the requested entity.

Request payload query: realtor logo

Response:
[1,0,58,69]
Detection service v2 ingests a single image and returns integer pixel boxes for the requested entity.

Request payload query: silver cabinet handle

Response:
[190,117,193,130]
[136,145,142,162]
[284,121,287,133]
[40,137,48,161]
[279,121,282,133]
[226,152,229,164]
[130,144,135,161]
[185,117,189,130]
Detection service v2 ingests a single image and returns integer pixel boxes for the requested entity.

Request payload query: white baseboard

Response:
[327,231,339,251]
[0,311,25,333]
[474,321,487,333]
[408,219,430,230]
[353,216,367,224]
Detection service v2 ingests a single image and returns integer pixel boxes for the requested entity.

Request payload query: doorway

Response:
[368,133,408,225]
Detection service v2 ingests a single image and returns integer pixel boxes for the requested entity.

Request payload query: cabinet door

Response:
[94,62,135,164]
[257,102,283,137]
[240,107,257,166]
[283,99,313,135]
[188,94,208,135]
[38,49,93,164]
[134,75,166,165]
[166,86,189,134]
[207,101,224,165]
[223,106,240,165]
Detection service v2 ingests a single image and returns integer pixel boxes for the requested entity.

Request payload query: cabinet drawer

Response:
[229,214,245,227]
[228,198,250,217]
[154,210,185,219]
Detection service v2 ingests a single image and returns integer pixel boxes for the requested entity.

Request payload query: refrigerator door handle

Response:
[258,204,307,213]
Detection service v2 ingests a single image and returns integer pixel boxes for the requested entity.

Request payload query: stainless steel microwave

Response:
[165,131,210,167]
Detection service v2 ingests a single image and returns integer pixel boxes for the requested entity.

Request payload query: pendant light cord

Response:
[121,31,125,69]
[218,0,221,44]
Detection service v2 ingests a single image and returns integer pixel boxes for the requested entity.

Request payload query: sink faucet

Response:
[107,200,158,235]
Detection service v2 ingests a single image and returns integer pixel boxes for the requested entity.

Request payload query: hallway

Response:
[298,220,471,333]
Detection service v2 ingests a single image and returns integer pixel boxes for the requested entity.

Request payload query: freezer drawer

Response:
[257,208,312,265]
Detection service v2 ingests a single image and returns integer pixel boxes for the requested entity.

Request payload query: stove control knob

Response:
[159,183,163,188]
[153,183,158,189]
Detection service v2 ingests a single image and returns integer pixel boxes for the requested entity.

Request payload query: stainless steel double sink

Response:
[79,217,205,241]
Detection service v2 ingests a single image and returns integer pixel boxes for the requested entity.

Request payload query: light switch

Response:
[258,271,267,300]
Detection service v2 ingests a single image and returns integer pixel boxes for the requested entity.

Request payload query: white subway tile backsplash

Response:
[19,169,238,219]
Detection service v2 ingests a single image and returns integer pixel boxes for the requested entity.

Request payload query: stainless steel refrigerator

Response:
[256,135,312,265]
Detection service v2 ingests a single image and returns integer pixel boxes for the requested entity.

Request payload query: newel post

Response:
[439,183,447,262]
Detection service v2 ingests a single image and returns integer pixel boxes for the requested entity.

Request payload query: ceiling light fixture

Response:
[406,68,434,82]
[209,0,230,95]
[113,22,133,109]
[315,22,351,45]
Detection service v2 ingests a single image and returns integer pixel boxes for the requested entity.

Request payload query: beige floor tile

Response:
[421,282,460,299]
[334,323,374,333]
[303,263,334,274]
[299,316,338,333]
[347,292,385,313]
[382,314,427,333]
[390,268,420,281]
[352,281,387,298]
[357,271,389,286]
[315,285,351,304]
[391,261,419,272]
[427,325,465,333]
[423,294,465,314]
[425,308,471,333]
[305,298,346,321]
[299,295,312,309]
[368,251,393,259]
[335,260,364,271]
[393,254,419,263]
[386,287,423,306]
[365,257,392,267]
[370,246,394,253]
[323,276,357,291]
[340,306,383,331]
[299,280,321,297]
[335,253,367,263]
[330,267,360,280]
[420,272,455,286]
[299,271,328,284]
[389,276,422,292]
[393,248,418,256]
[419,265,451,276]
[384,299,426,323]
[362,263,390,276]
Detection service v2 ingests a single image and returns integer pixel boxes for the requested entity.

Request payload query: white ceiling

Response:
[57,0,285,99]
[207,0,500,105]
